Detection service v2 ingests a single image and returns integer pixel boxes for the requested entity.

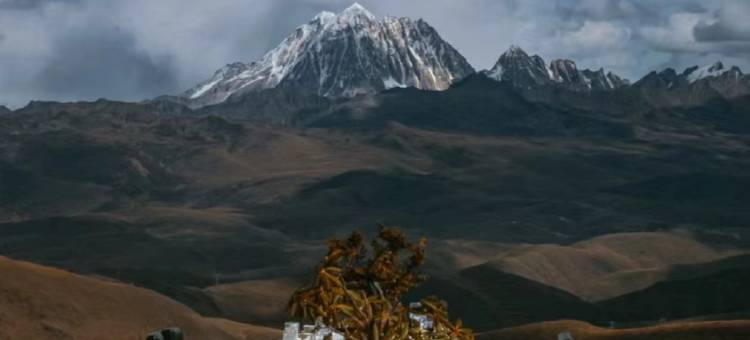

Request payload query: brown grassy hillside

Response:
[200,231,746,331]
[477,320,750,340]
[205,277,299,327]
[0,256,279,340]
[435,231,744,301]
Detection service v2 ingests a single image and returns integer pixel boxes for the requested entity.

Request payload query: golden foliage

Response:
[289,226,474,340]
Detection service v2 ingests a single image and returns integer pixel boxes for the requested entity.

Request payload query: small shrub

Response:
[289,226,474,340]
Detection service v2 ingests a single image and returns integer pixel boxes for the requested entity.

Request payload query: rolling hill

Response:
[0,256,279,340]
[2,64,750,338]
[476,320,750,340]
[455,231,744,301]
[602,255,750,322]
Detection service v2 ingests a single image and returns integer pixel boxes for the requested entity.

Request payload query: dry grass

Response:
[205,278,299,326]
[0,256,280,340]
[134,206,283,240]
[477,320,750,340]
[172,127,417,202]
[197,231,746,331]
[437,231,744,301]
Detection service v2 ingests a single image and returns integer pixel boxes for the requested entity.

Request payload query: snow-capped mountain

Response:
[484,46,629,91]
[632,61,750,107]
[683,62,739,84]
[485,45,552,88]
[182,3,474,108]
[635,62,745,89]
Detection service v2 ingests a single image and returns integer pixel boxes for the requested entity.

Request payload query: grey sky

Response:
[1,0,749,108]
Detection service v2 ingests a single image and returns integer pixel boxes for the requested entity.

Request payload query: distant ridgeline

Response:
[151,3,750,118]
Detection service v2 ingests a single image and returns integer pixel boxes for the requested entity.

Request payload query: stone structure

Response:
[558,331,574,340]
[282,320,345,340]
[145,327,183,340]
[408,302,434,331]
[282,302,435,339]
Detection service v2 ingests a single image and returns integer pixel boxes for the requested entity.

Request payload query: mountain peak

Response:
[341,3,375,20]
[337,2,377,22]
[504,45,528,57]
[312,11,336,23]
[312,3,375,27]
[549,59,581,84]
[684,61,731,83]
[181,4,474,107]
[486,48,629,91]
[336,2,378,27]
[485,46,550,87]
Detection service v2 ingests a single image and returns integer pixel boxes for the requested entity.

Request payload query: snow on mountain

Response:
[484,46,629,92]
[581,69,630,91]
[636,62,746,89]
[485,45,552,88]
[682,62,742,83]
[549,59,583,85]
[181,3,474,108]
[184,62,251,101]
[630,61,750,107]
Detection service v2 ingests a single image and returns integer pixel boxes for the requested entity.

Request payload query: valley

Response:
[2,90,750,334]
[1,2,750,339]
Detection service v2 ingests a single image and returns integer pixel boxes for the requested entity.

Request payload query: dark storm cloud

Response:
[34,26,178,102]
[555,0,640,21]
[695,22,750,42]
[693,1,750,43]
[0,0,81,10]
[629,0,750,62]
[554,0,705,26]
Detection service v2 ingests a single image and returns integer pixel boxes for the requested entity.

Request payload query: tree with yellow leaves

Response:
[289,226,474,340]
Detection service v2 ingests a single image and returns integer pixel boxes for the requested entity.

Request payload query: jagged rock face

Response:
[683,63,750,98]
[682,62,734,83]
[485,46,628,92]
[634,69,685,89]
[636,62,747,90]
[549,59,586,89]
[633,62,750,106]
[485,46,552,88]
[581,69,630,91]
[0,105,11,115]
[605,72,630,89]
[182,3,474,108]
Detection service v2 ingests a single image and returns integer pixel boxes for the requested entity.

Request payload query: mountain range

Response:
[484,45,629,92]
[165,3,750,113]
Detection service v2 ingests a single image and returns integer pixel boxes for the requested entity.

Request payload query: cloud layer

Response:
[1,0,749,108]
